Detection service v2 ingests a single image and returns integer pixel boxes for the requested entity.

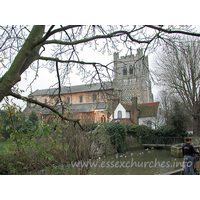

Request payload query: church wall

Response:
[29,89,113,124]
[31,89,113,106]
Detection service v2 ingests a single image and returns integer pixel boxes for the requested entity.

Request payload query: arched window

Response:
[101,115,106,123]
[118,110,122,119]
[129,65,133,74]
[80,96,83,103]
[93,94,97,102]
[123,67,127,75]
[67,97,70,104]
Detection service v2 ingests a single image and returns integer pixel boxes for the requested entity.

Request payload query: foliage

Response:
[0,99,117,174]
[0,100,25,140]
[106,122,126,153]
[126,123,187,138]
[0,104,115,175]
[28,110,38,125]
[0,134,5,142]
[0,120,97,175]
[22,110,39,136]
[170,101,188,136]
[127,124,154,138]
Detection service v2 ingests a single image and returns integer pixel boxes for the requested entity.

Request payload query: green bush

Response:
[0,122,97,175]
[82,123,99,131]
[0,110,25,140]
[126,123,187,139]
[0,134,5,142]
[157,125,187,137]
[127,124,155,138]
[28,110,38,125]
[106,122,126,153]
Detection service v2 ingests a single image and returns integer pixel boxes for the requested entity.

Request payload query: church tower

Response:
[113,48,153,104]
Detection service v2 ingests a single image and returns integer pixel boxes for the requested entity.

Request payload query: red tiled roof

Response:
[138,102,159,118]
[111,118,134,125]
[121,103,132,111]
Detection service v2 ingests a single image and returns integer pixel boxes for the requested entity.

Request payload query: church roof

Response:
[29,82,114,97]
[121,103,132,111]
[25,102,107,115]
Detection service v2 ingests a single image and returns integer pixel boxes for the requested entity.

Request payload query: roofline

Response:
[29,82,114,97]
[138,102,160,106]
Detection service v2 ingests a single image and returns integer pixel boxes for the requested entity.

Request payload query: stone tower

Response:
[113,48,153,104]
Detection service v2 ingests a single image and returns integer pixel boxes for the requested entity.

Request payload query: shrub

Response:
[0,134,5,142]
[28,110,38,125]
[106,122,126,153]
[81,122,99,131]
[0,121,116,175]
[127,124,156,139]
[157,125,187,137]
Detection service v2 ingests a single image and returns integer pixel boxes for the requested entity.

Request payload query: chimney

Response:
[131,96,138,109]
[130,96,139,124]
[112,97,120,112]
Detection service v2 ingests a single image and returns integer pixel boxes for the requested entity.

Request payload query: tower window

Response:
[123,67,127,75]
[129,65,133,74]
[118,110,122,119]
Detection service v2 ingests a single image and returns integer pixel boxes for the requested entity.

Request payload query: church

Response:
[24,48,157,126]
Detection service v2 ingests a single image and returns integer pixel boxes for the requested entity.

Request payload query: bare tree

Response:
[155,90,179,125]
[154,37,200,135]
[1,25,200,126]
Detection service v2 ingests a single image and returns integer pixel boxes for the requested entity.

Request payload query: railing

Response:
[141,137,184,146]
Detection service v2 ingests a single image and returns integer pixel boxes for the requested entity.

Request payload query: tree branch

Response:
[145,25,200,37]
[38,56,114,71]
[42,30,154,46]
[55,61,64,114]
[38,25,83,45]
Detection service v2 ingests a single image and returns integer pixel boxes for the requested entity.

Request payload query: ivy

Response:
[106,122,127,153]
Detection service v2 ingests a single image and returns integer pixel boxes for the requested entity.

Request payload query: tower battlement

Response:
[113,48,153,104]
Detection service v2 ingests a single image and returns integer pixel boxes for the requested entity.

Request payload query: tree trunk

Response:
[0,25,45,102]
[192,115,200,136]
